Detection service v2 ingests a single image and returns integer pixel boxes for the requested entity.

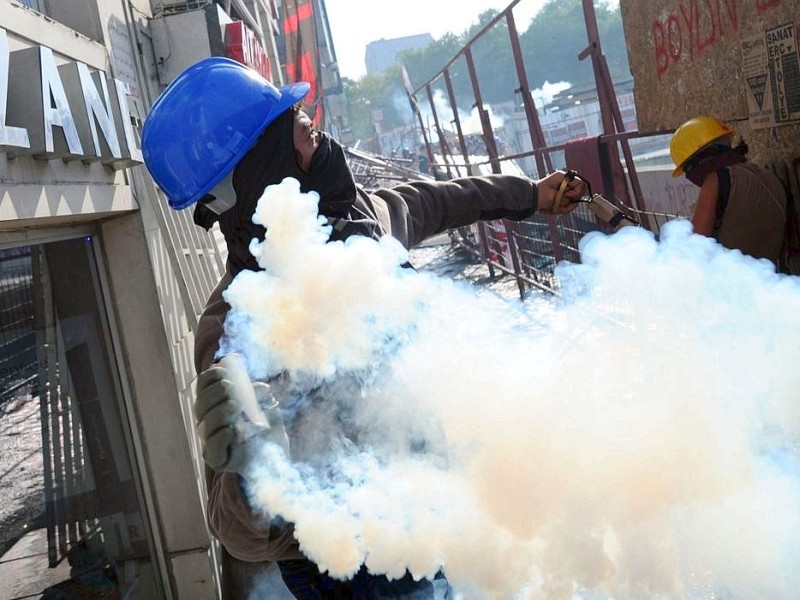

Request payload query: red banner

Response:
[225,21,272,82]
[282,0,323,127]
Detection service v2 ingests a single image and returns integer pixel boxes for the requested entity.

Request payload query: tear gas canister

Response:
[218,353,272,438]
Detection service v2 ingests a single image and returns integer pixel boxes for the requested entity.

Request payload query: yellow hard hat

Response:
[670,116,734,177]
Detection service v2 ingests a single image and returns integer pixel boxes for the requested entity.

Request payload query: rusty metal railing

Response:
[408,0,685,297]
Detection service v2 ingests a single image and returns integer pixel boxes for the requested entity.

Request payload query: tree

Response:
[519,0,631,90]
[340,1,631,146]
[343,73,403,141]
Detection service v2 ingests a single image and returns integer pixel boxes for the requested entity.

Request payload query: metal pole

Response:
[579,0,646,222]
[425,83,455,179]
[444,69,473,176]
[464,48,501,175]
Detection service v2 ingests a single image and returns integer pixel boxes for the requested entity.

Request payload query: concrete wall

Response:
[101,212,217,599]
[47,0,104,42]
[619,0,800,165]
[151,6,230,86]
[0,1,220,596]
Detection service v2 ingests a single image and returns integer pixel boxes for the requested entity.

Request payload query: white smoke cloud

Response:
[219,177,800,599]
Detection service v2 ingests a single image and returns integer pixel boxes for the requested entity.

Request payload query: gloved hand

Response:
[194,357,289,474]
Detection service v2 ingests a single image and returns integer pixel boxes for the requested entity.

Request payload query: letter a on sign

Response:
[0,28,30,150]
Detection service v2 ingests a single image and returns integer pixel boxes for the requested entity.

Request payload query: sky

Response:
[325,0,548,80]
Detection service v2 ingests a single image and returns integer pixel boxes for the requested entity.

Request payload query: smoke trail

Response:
[219,177,800,599]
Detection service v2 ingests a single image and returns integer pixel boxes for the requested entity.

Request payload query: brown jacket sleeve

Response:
[369,174,538,247]
[195,271,303,563]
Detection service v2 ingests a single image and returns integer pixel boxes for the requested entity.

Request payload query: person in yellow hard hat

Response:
[670,116,787,264]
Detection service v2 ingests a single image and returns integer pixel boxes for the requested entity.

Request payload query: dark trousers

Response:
[277,558,450,599]
[221,549,276,599]
[220,550,449,600]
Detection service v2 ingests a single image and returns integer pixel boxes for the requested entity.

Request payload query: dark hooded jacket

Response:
[194,111,543,563]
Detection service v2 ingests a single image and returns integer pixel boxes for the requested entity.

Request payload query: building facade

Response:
[365,33,433,75]
[0,0,288,597]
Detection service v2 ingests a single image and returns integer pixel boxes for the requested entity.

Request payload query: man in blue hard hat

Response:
[142,57,585,599]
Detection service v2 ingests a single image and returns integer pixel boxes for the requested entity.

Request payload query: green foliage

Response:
[520,0,631,87]
[468,10,518,106]
[399,33,463,89]
[595,3,630,79]
[341,0,630,139]
[521,1,594,89]
[343,73,404,140]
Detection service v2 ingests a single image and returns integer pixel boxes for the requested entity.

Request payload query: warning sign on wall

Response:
[742,21,800,129]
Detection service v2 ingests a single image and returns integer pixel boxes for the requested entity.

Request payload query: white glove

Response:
[194,355,289,474]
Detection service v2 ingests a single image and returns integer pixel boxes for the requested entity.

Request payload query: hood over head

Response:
[217,110,359,274]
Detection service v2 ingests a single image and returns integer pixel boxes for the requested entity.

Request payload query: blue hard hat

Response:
[142,57,310,210]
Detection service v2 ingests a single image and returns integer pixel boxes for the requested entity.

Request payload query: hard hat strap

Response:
[202,171,237,216]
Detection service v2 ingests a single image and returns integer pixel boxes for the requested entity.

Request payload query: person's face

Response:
[293,108,319,173]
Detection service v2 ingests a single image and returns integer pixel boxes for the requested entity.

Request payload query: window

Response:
[17,0,45,13]
[0,238,161,598]
[16,0,104,43]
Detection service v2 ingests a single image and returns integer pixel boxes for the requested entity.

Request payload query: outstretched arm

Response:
[373,171,584,248]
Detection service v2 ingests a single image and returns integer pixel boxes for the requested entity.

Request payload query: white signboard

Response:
[0,27,143,168]
[742,21,800,130]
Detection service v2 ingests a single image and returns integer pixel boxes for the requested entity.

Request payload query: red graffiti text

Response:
[755,0,782,13]
[652,0,739,78]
